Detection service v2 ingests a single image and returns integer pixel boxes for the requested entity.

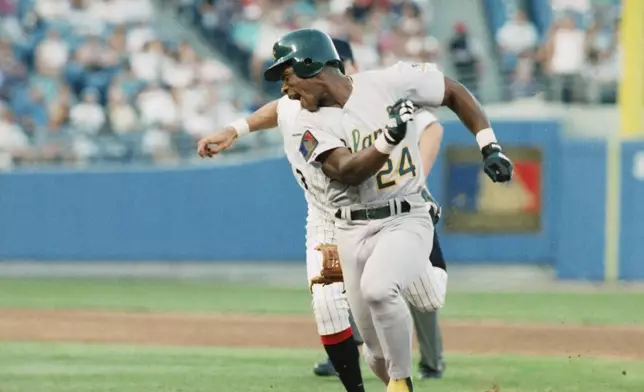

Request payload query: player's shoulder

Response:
[294,107,344,131]
[277,95,301,113]
[276,96,302,135]
[387,60,441,75]
[352,61,442,90]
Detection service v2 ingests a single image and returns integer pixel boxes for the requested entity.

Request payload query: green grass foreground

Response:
[1,278,644,325]
[0,342,641,392]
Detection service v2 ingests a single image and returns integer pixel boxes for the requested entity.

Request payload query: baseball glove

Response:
[309,243,343,291]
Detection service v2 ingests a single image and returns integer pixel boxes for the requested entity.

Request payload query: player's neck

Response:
[325,75,353,108]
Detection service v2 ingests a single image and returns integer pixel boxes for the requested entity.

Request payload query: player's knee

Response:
[362,342,385,363]
[360,279,396,309]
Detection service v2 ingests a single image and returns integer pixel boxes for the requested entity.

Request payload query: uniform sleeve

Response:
[295,110,346,165]
[388,61,446,108]
[414,109,438,139]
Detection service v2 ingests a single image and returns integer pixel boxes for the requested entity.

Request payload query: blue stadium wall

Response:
[0,120,642,280]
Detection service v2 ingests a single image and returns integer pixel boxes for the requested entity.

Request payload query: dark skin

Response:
[280,65,490,186]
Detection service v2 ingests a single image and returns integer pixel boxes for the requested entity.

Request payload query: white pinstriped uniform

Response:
[277,96,350,335]
[299,61,449,380]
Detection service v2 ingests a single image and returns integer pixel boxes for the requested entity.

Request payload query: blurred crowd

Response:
[190,0,621,104]
[189,0,449,95]
[496,3,621,103]
[0,0,625,169]
[0,0,262,169]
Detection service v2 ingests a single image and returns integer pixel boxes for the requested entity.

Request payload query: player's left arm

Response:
[396,62,513,182]
[197,100,279,157]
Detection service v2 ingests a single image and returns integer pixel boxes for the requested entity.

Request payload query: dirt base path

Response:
[1,309,643,359]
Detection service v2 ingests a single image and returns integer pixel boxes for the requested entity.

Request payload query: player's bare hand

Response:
[197,128,237,158]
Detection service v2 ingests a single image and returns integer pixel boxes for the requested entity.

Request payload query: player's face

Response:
[280,66,324,111]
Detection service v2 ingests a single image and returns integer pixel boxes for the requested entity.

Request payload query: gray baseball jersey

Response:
[294,61,449,381]
[300,61,445,206]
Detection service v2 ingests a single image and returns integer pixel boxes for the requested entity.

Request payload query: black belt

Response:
[335,201,411,221]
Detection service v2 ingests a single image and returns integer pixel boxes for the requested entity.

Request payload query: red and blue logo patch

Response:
[299,130,319,161]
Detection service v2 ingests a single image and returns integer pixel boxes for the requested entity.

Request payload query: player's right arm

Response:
[317,146,390,186]
[197,99,280,157]
[307,101,414,186]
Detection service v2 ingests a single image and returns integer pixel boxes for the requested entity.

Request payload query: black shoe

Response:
[418,365,443,379]
[313,358,338,377]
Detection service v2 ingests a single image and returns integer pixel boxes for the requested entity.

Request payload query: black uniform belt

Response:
[335,201,411,221]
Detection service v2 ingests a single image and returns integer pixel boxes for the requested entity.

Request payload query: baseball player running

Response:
[260,29,513,392]
[197,38,447,383]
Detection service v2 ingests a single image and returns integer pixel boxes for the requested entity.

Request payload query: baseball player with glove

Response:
[260,29,513,392]
[198,38,447,383]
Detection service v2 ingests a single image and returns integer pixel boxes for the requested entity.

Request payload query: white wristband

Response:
[230,118,250,138]
[374,134,396,154]
[476,128,497,149]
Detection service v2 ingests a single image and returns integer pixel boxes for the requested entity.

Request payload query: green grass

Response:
[1,278,644,325]
[0,342,641,392]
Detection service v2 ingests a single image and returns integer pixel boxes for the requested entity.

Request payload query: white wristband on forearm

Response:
[374,134,396,154]
[476,128,497,149]
[230,118,250,138]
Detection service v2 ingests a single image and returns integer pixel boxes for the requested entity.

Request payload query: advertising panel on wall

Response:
[443,146,542,233]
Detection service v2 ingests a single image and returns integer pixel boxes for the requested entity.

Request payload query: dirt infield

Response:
[1,309,643,359]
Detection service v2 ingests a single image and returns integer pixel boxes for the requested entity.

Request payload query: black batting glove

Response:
[481,143,514,183]
[384,99,415,145]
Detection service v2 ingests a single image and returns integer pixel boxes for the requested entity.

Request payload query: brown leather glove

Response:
[309,243,343,291]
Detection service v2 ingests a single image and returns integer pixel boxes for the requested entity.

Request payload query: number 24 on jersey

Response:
[376,146,416,190]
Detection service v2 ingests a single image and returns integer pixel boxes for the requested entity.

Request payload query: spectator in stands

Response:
[496,9,539,99]
[15,87,49,128]
[0,0,25,43]
[250,9,290,85]
[35,29,69,77]
[141,120,174,162]
[67,0,105,36]
[199,57,233,84]
[538,14,586,102]
[34,101,72,163]
[48,90,71,127]
[108,25,128,63]
[448,22,482,99]
[69,87,106,135]
[0,104,31,164]
[35,0,71,21]
[0,38,27,100]
[176,80,206,120]
[162,42,197,89]
[127,20,156,53]
[75,34,119,71]
[182,101,212,138]
[583,18,620,104]
[131,39,166,83]
[107,88,139,134]
[136,81,178,126]
[110,61,144,100]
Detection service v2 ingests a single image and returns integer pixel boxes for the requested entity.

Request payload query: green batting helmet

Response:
[264,29,344,82]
